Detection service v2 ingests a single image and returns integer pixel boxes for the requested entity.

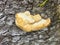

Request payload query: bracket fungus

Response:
[15,11,51,32]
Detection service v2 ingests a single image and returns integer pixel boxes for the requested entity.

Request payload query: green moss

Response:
[38,0,48,7]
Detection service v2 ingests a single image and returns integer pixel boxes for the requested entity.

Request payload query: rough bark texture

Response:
[0,0,60,45]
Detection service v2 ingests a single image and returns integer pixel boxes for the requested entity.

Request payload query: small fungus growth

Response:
[15,11,51,32]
